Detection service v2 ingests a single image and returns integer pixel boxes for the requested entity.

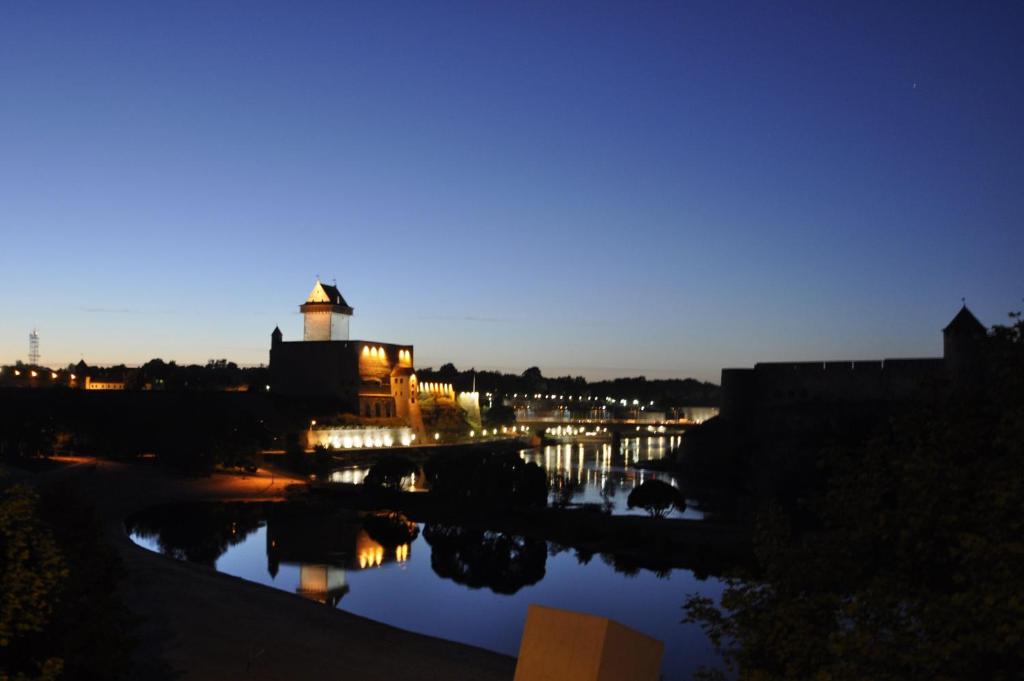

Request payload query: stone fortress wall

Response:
[720,307,987,423]
[721,358,943,421]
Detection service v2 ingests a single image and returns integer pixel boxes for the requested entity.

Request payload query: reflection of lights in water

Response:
[329,468,369,485]
[395,543,409,562]
[357,531,385,569]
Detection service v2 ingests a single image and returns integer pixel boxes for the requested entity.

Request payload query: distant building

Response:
[84,376,126,391]
[269,279,425,432]
[720,305,987,424]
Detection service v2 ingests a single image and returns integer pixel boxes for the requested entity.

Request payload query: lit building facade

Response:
[269,280,424,432]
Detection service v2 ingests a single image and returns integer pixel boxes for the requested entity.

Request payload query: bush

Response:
[627,479,686,518]
[482,404,516,428]
[362,512,419,546]
[1,484,136,680]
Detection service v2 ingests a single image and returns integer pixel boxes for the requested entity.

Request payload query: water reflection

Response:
[423,525,546,595]
[520,436,699,518]
[297,565,349,605]
[126,501,685,603]
[265,508,418,604]
[328,436,699,519]
[128,502,264,566]
[126,501,725,681]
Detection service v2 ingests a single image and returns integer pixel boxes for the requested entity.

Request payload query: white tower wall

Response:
[303,310,350,341]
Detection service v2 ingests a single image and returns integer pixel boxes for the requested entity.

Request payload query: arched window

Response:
[364,403,371,417]
[375,402,382,417]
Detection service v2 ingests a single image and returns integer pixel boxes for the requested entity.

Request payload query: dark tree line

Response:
[77,358,269,392]
[0,390,275,474]
[415,364,719,407]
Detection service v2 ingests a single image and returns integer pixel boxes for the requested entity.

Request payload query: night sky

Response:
[1,2,1021,381]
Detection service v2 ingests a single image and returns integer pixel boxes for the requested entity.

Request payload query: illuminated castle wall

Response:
[457,390,482,431]
[269,279,424,433]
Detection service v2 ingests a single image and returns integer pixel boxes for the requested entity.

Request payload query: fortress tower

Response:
[301,280,353,341]
[270,279,425,436]
[942,304,987,383]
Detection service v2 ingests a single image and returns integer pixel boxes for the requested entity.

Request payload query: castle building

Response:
[269,280,423,430]
[720,305,987,423]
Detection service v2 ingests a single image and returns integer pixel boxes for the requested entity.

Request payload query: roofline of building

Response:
[299,301,355,315]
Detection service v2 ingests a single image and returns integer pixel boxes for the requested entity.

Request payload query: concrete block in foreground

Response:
[513,604,663,681]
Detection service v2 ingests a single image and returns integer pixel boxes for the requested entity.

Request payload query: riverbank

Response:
[5,458,516,681]
[269,436,529,472]
[304,482,752,577]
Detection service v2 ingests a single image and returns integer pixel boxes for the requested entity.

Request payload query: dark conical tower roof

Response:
[943,305,986,336]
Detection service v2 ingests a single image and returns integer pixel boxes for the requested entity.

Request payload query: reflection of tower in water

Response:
[297,565,350,606]
[272,518,414,606]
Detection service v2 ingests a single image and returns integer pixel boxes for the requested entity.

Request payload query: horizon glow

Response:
[1,2,1021,382]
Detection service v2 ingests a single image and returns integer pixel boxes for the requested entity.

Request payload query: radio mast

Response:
[29,328,40,366]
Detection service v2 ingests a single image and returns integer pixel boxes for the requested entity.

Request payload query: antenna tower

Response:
[29,328,40,366]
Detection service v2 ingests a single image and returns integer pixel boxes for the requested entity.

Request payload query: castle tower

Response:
[943,304,986,384]
[301,279,354,341]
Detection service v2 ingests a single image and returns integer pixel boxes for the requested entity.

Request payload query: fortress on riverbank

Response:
[720,306,987,424]
[269,280,479,440]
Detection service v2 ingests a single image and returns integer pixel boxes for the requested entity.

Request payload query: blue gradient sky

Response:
[1,2,1021,381]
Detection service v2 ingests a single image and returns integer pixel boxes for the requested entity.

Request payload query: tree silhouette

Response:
[627,479,685,518]
[423,524,546,594]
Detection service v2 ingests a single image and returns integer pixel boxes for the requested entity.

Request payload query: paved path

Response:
[27,459,517,681]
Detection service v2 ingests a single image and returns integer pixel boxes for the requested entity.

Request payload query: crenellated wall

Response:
[720,358,945,422]
[419,381,456,401]
[718,309,987,425]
